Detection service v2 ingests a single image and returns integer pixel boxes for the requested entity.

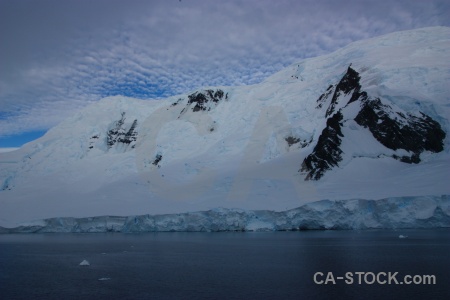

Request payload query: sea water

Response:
[0,230,449,299]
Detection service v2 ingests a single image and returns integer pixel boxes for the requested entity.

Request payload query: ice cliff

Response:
[1,195,448,233]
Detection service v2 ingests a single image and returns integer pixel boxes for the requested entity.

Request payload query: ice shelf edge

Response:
[1,195,449,233]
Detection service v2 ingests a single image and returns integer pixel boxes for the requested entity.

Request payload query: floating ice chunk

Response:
[98,277,111,281]
[399,235,408,239]
[79,259,90,266]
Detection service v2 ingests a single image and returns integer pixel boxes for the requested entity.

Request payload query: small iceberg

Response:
[79,259,90,266]
[98,277,111,281]
[399,235,408,239]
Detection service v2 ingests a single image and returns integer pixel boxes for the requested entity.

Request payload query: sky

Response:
[0,0,449,148]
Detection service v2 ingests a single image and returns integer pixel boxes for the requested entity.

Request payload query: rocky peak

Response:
[187,89,227,112]
[325,66,362,117]
[302,66,446,180]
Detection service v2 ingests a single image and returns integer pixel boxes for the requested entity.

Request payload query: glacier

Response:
[0,27,449,229]
[1,195,448,233]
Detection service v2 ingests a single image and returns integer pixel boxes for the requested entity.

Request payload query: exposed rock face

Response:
[285,136,300,147]
[325,66,362,117]
[355,99,445,162]
[316,85,334,109]
[301,112,344,180]
[107,112,138,149]
[302,66,446,180]
[152,154,162,166]
[187,89,226,112]
[119,119,138,146]
[177,89,228,118]
[107,112,126,148]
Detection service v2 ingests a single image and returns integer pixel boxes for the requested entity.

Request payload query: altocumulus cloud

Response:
[0,0,449,138]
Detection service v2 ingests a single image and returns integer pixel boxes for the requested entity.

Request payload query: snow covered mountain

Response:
[1,27,449,230]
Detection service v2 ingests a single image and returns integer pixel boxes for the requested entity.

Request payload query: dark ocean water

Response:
[0,230,449,300]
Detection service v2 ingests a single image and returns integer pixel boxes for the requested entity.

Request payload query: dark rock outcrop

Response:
[107,112,138,149]
[285,136,312,148]
[303,65,446,180]
[187,89,225,112]
[355,99,446,162]
[107,112,126,148]
[301,111,344,180]
[152,154,162,166]
[316,85,334,109]
[285,136,300,146]
[118,119,138,147]
[325,66,362,117]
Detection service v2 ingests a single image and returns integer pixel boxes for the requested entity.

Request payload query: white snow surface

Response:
[0,27,449,229]
[0,148,20,153]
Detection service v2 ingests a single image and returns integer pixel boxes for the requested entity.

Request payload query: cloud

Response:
[0,0,449,137]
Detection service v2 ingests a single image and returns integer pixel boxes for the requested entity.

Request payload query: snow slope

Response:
[0,148,19,153]
[0,27,449,229]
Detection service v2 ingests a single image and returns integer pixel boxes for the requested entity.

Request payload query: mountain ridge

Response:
[1,26,449,227]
